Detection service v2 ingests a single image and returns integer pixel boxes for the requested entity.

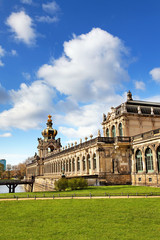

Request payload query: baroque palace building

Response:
[26,91,160,190]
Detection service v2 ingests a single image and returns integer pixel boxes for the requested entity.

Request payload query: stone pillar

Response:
[152,148,158,173]
[80,155,83,175]
[75,157,77,175]
[90,153,93,175]
[142,149,146,173]
[115,122,118,137]
[85,153,88,174]
[109,126,112,138]
[71,159,73,175]
[96,150,100,174]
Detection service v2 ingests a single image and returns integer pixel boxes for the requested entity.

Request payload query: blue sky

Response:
[1,0,160,165]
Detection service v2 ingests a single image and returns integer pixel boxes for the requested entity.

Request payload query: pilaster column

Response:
[85,153,88,174]
[75,157,77,175]
[142,149,146,173]
[80,155,83,175]
[152,148,158,173]
[96,150,100,174]
[109,126,112,138]
[90,153,93,175]
[71,159,73,175]
[115,122,118,137]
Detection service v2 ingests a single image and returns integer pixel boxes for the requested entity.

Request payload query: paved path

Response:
[1,195,160,201]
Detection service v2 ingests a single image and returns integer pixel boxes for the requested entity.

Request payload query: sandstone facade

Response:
[26,91,160,189]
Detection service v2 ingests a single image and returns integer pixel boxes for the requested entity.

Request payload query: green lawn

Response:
[0,185,160,198]
[0,199,160,240]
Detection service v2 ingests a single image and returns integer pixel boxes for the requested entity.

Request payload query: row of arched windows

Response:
[106,123,123,138]
[44,154,97,174]
[135,147,160,172]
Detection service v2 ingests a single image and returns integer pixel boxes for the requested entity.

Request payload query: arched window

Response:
[61,161,63,172]
[136,150,143,172]
[82,156,85,171]
[93,153,96,170]
[66,160,68,172]
[106,128,109,137]
[77,157,80,171]
[62,162,65,172]
[157,146,160,172]
[69,159,71,172]
[58,162,60,172]
[112,125,116,138]
[72,158,75,172]
[145,148,153,172]
[87,154,91,170]
[119,123,123,136]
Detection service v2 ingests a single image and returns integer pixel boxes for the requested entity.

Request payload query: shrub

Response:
[68,178,88,190]
[77,178,88,189]
[68,178,78,190]
[55,178,68,191]
[55,177,88,191]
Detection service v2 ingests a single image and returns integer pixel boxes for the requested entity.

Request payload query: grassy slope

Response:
[0,199,160,240]
[1,185,160,198]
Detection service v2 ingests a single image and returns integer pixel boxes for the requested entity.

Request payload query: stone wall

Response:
[105,174,131,185]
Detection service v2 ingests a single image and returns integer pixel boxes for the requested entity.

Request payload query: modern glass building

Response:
[0,159,6,171]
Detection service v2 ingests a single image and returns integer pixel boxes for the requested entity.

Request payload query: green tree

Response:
[0,163,4,179]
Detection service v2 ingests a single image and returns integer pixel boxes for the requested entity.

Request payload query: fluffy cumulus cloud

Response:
[150,68,160,83]
[0,28,129,140]
[0,81,55,130]
[6,11,36,45]
[37,28,129,139]
[135,81,145,90]
[38,28,129,103]
[42,1,59,14]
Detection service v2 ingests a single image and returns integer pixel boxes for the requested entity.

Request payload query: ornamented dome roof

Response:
[41,115,57,140]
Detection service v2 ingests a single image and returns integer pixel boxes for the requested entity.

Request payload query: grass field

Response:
[0,198,160,240]
[0,185,160,198]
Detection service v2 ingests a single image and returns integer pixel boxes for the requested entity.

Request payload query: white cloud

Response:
[20,0,33,5]
[0,45,5,57]
[22,72,31,80]
[150,68,160,83]
[0,60,4,67]
[11,49,17,56]
[0,84,10,104]
[36,16,58,23]
[135,81,145,90]
[0,45,5,66]
[38,28,129,103]
[0,28,129,141]
[42,1,59,14]
[0,133,12,138]
[0,81,55,130]
[6,11,36,45]
[57,94,124,140]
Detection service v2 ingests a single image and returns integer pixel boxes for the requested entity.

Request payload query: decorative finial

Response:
[127,90,133,101]
[98,129,101,137]
[90,134,93,139]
